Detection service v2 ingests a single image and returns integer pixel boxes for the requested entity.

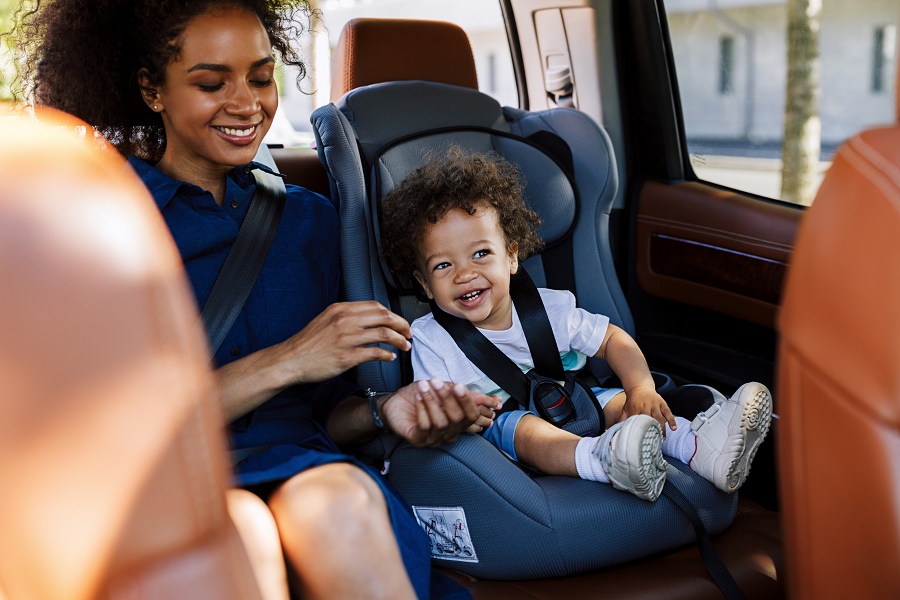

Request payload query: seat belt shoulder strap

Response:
[200,165,287,357]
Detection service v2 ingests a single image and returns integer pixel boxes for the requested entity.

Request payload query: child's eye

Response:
[433,262,450,271]
[473,249,491,259]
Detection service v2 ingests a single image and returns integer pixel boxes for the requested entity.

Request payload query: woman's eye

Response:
[252,78,274,88]
[433,262,450,271]
[197,83,224,92]
[474,249,491,259]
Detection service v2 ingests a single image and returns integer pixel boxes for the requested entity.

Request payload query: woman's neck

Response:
[155,150,233,206]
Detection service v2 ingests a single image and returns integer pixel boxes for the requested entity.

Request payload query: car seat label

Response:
[412,506,478,563]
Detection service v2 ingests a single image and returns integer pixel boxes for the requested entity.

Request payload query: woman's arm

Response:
[215,301,415,424]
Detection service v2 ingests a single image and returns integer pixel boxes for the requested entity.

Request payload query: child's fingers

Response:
[661,402,677,431]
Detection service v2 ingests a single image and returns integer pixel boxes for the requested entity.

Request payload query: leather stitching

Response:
[345,22,355,94]
[637,215,794,253]
[841,142,900,213]
[849,135,900,194]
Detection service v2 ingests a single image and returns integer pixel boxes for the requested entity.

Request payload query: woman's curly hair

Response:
[7,0,315,160]
[380,146,543,281]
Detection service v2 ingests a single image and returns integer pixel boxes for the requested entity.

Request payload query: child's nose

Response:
[455,267,477,283]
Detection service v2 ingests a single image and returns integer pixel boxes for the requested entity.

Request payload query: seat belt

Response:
[661,481,747,600]
[429,271,564,409]
[431,269,747,600]
[200,162,287,357]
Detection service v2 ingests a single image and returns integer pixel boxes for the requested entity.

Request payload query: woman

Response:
[12,1,498,598]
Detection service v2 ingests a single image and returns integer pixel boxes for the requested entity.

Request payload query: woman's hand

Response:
[216,301,413,423]
[382,378,500,448]
[276,301,413,386]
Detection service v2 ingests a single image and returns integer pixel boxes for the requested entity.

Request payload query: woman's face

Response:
[150,7,277,170]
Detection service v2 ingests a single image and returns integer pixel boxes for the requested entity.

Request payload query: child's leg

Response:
[662,383,773,493]
[515,412,669,502]
[512,414,581,476]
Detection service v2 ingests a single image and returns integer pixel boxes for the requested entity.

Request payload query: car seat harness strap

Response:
[429,270,579,426]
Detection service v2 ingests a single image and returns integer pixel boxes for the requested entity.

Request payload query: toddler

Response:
[380,148,772,501]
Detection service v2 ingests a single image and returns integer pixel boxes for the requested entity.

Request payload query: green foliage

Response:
[0,0,24,101]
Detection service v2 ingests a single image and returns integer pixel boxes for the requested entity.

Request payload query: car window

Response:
[663,0,900,205]
[275,0,518,146]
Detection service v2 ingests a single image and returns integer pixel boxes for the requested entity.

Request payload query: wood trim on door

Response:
[636,180,802,328]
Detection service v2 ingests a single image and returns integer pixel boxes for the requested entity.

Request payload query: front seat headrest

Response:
[0,111,263,600]
[330,18,478,102]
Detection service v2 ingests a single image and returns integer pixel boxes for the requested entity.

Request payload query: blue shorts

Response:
[482,387,623,461]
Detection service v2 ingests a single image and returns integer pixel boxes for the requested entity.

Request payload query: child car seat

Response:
[311,18,737,580]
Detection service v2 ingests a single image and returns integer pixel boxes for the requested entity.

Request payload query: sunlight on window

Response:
[666,0,900,205]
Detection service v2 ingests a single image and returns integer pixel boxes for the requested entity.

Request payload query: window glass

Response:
[273,0,517,146]
[664,0,900,205]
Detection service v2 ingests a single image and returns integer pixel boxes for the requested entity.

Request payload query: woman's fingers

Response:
[418,379,449,431]
[341,303,413,339]
[341,325,410,354]
[415,393,431,432]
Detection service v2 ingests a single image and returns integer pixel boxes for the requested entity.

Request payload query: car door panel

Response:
[636,180,801,329]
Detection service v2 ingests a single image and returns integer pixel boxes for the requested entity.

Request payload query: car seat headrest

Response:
[330,18,478,103]
[0,114,256,600]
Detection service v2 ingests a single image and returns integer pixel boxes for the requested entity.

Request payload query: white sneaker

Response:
[689,382,773,493]
[593,415,668,502]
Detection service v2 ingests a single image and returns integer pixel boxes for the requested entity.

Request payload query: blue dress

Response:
[128,156,469,600]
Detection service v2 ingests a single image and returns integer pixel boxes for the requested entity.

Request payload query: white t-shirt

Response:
[411,288,610,403]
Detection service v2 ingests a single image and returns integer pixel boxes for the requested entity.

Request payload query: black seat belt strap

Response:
[509,270,565,380]
[200,165,287,356]
[661,480,747,600]
[429,299,531,406]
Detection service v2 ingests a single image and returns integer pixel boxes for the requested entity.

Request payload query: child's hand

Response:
[619,385,677,435]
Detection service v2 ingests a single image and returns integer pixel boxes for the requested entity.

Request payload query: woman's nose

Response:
[226,81,262,115]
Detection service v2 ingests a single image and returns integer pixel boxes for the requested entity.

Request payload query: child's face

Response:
[414,205,519,330]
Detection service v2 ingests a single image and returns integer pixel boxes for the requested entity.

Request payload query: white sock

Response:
[661,416,696,465]
[574,436,610,483]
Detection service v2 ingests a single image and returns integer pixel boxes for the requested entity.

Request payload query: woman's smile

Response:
[211,123,261,145]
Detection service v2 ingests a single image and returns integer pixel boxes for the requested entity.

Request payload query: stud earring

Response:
[153,105,158,110]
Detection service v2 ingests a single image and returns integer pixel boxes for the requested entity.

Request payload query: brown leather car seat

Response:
[0,110,287,600]
[777,66,900,600]
[325,18,784,600]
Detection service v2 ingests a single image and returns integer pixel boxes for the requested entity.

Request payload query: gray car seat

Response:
[311,21,737,580]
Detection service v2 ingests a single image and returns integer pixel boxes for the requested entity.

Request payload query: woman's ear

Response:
[137,69,163,112]
[413,270,434,300]
[508,241,519,274]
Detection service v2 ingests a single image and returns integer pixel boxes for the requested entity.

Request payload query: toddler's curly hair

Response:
[380,146,543,280]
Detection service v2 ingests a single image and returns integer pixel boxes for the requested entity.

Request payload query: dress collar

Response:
[126,155,284,211]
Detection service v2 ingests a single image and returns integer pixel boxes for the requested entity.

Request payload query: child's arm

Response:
[595,324,677,431]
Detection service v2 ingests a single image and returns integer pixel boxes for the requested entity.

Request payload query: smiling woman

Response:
[9,1,496,599]
[136,8,279,204]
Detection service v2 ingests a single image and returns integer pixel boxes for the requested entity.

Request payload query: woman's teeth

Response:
[460,290,483,301]
[215,125,256,137]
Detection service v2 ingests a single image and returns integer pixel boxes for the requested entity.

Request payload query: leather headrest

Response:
[0,112,239,600]
[330,18,478,103]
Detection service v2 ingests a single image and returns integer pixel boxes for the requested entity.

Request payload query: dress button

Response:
[230,346,241,356]
[244,165,252,174]
[230,200,239,209]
